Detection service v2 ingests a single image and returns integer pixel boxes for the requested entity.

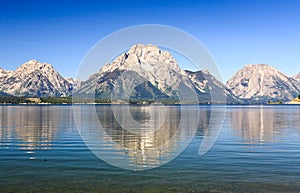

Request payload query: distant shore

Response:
[0,96,208,105]
[1,96,300,105]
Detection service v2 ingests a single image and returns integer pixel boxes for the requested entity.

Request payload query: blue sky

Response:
[0,0,299,82]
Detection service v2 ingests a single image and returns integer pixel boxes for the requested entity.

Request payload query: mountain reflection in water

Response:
[74,105,200,170]
[228,106,300,143]
[0,106,73,151]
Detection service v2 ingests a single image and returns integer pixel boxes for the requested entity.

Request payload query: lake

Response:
[1,105,300,192]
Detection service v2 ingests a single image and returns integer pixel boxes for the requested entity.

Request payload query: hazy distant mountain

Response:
[76,44,227,103]
[226,64,300,103]
[0,60,73,97]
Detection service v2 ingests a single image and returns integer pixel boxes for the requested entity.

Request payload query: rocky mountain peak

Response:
[226,64,300,102]
[128,44,160,55]
[76,44,232,103]
[0,59,73,97]
[243,64,281,73]
[78,44,202,100]
[16,59,53,73]
[94,44,188,95]
[100,44,181,74]
[245,63,268,67]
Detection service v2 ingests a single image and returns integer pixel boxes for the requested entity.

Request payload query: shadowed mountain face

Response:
[185,70,239,104]
[94,70,170,100]
[0,91,11,97]
[226,64,300,103]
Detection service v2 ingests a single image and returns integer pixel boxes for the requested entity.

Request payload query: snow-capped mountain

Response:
[76,44,226,103]
[0,60,73,97]
[226,64,300,103]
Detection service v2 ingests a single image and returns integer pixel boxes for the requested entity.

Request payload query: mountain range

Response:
[0,44,299,104]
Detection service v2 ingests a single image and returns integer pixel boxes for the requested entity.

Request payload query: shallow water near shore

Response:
[1,105,300,192]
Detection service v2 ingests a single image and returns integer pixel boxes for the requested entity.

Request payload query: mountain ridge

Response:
[0,45,299,104]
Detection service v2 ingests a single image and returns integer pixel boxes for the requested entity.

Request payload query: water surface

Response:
[1,105,300,192]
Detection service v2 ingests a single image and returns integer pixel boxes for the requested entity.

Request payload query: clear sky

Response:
[0,0,299,82]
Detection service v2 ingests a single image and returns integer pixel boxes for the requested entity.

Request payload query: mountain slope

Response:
[226,64,300,103]
[185,70,239,103]
[293,72,300,82]
[0,60,73,97]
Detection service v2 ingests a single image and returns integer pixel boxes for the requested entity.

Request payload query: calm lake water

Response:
[1,105,300,192]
